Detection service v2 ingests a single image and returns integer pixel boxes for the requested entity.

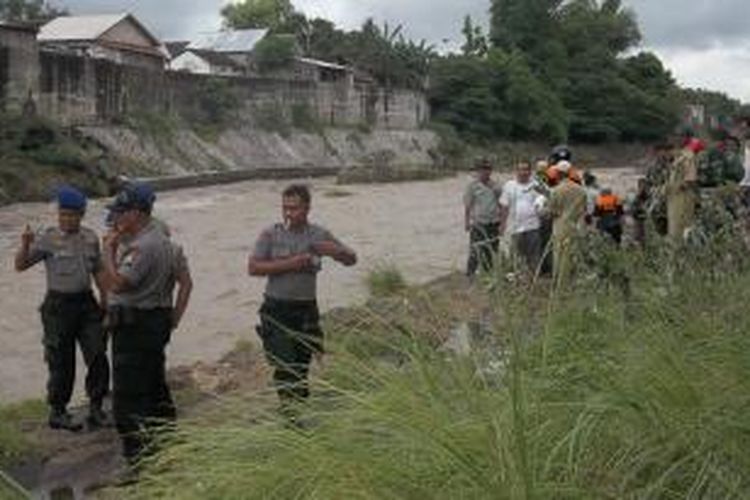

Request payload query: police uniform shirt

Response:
[27,226,101,293]
[253,223,343,302]
[464,179,502,225]
[110,221,175,309]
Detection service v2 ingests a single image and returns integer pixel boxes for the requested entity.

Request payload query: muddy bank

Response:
[1,271,489,498]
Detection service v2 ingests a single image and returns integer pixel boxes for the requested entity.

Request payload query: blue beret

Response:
[57,185,87,211]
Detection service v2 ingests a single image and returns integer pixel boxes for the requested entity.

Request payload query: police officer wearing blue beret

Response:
[15,186,110,431]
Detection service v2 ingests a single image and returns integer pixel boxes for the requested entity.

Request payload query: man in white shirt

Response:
[499,161,544,274]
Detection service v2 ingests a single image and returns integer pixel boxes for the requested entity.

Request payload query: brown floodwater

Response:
[0,169,639,403]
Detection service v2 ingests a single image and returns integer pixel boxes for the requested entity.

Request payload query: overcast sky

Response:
[58,0,750,102]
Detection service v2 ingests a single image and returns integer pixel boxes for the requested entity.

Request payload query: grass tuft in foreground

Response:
[120,234,750,499]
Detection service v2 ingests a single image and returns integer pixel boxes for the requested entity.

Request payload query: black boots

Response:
[86,401,109,429]
[49,402,109,431]
[48,407,83,432]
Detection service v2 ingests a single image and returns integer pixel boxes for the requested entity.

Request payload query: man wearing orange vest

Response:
[593,188,624,244]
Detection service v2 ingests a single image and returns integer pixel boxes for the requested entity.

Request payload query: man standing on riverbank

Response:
[248,184,356,417]
[103,183,188,462]
[14,186,110,432]
[547,168,588,287]
[464,159,503,276]
[499,161,543,274]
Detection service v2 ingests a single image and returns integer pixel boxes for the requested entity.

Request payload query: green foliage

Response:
[121,235,750,499]
[220,0,295,30]
[0,114,90,169]
[125,111,180,143]
[428,0,678,143]
[193,78,241,127]
[427,121,467,164]
[253,34,297,73]
[460,15,488,57]
[289,102,320,132]
[0,399,45,467]
[253,102,291,136]
[0,0,65,22]
[366,263,408,297]
[429,50,567,143]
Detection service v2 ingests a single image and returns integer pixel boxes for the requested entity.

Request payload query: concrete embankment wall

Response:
[80,126,442,179]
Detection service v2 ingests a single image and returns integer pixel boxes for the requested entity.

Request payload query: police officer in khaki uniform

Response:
[464,158,503,276]
[102,182,191,462]
[15,186,110,431]
[248,184,356,416]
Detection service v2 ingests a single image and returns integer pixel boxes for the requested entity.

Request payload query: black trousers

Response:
[111,307,174,461]
[467,222,500,276]
[257,298,323,404]
[40,290,109,410]
[512,229,542,273]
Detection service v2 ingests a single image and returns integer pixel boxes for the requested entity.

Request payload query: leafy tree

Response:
[429,55,510,141]
[0,0,65,22]
[253,34,297,72]
[221,0,295,31]
[461,15,488,57]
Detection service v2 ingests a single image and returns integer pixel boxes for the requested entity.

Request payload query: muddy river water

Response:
[0,169,639,403]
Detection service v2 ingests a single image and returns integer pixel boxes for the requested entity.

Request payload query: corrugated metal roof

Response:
[38,14,128,41]
[297,57,349,72]
[187,29,268,53]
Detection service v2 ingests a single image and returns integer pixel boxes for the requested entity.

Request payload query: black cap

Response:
[106,182,156,213]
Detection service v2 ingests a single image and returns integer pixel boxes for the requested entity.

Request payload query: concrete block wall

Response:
[1,27,429,130]
[0,26,39,114]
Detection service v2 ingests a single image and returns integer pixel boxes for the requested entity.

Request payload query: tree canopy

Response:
[216,0,724,144]
[429,0,682,143]
[0,0,65,22]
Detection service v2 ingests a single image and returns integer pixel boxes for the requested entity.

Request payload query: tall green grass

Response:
[365,263,407,298]
[0,400,45,468]
[121,234,750,499]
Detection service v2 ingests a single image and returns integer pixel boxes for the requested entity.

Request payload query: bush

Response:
[253,102,291,137]
[365,263,407,297]
[196,78,241,126]
[290,103,320,132]
[254,34,297,73]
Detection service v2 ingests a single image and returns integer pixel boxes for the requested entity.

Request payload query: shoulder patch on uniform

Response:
[121,246,140,267]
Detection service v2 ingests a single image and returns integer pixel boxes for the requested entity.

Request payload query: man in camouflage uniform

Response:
[15,186,109,431]
[546,167,588,288]
[103,183,192,462]
[643,143,672,236]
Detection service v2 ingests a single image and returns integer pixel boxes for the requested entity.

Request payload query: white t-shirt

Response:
[740,143,750,187]
[500,179,543,234]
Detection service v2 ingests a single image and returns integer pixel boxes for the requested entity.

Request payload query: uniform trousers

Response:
[110,307,174,461]
[257,297,323,404]
[40,290,109,410]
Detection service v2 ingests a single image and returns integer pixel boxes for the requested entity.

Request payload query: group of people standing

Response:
[463,146,638,285]
[464,135,750,286]
[15,181,356,465]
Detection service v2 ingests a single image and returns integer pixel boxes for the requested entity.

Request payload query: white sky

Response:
[58,0,750,102]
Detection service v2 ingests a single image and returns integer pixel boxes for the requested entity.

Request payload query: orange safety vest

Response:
[595,193,621,213]
[547,165,582,186]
